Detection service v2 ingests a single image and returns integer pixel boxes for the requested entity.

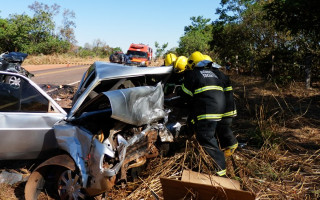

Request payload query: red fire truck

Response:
[127,43,153,66]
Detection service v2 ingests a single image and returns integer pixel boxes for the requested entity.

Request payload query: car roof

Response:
[94,61,173,81]
[68,62,173,120]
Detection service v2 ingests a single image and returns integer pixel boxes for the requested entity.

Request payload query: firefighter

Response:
[178,51,237,176]
[173,56,188,73]
[164,53,177,66]
[163,55,187,97]
[204,55,238,158]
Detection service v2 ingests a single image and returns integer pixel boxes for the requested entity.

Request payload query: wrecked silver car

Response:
[19,62,179,199]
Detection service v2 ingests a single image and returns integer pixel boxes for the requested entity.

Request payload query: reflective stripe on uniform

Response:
[194,85,223,94]
[224,86,233,91]
[217,169,226,176]
[224,143,238,157]
[227,143,238,150]
[197,114,223,120]
[222,110,237,117]
[182,84,193,96]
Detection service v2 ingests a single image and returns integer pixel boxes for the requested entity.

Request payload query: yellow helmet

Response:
[187,51,205,70]
[203,55,213,62]
[164,53,177,66]
[173,56,188,73]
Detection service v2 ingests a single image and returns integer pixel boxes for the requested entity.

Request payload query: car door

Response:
[0,73,66,160]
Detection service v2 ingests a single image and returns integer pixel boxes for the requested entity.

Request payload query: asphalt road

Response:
[30,65,89,91]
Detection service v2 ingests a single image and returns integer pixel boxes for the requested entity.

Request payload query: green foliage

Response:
[177,16,213,56]
[112,47,123,53]
[184,16,211,34]
[154,41,168,59]
[0,1,75,55]
[74,40,117,58]
[209,0,320,85]
[77,47,96,58]
[264,0,320,38]
[26,36,70,54]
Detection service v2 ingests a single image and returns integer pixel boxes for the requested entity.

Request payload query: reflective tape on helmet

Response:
[217,169,226,176]
[222,110,237,117]
[194,85,223,94]
[182,84,193,96]
[224,86,233,91]
[197,114,223,120]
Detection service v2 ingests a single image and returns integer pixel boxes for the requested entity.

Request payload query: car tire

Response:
[57,168,86,200]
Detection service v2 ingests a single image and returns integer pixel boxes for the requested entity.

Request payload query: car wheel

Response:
[5,75,20,89]
[57,169,86,200]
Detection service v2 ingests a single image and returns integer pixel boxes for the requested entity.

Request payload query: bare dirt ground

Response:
[0,70,319,199]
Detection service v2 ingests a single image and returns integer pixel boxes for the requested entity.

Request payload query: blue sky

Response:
[0,0,220,52]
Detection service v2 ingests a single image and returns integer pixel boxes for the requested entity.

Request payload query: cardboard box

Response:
[160,170,255,200]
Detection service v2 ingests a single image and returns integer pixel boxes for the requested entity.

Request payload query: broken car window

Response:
[0,75,49,112]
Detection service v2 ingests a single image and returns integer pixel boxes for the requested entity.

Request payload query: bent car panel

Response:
[104,83,165,126]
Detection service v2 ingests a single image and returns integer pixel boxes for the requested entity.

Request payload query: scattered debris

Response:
[0,171,29,185]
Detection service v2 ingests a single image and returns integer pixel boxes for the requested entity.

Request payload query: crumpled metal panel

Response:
[54,121,118,187]
[54,121,93,187]
[104,83,165,126]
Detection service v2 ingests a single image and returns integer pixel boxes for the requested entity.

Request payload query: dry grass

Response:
[23,54,109,65]
[0,183,16,200]
[22,54,165,66]
[108,138,225,200]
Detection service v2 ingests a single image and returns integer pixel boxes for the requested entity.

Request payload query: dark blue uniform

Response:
[180,66,237,176]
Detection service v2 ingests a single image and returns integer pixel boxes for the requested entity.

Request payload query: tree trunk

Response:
[305,54,312,89]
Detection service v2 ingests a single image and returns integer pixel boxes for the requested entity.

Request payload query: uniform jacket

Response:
[180,67,226,121]
[211,68,237,118]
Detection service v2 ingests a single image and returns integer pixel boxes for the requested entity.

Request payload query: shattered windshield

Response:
[127,50,148,58]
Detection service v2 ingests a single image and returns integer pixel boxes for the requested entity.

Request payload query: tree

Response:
[154,41,168,60]
[6,14,34,52]
[184,16,211,33]
[264,0,320,88]
[28,1,60,43]
[264,0,320,39]
[177,16,213,55]
[59,9,77,45]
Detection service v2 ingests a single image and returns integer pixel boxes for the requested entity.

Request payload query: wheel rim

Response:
[8,76,20,89]
[57,170,85,200]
